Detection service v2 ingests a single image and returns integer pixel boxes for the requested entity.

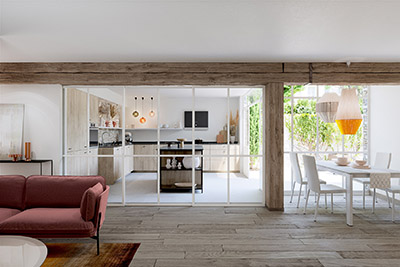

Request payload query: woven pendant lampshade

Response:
[316,92,340,123]
[335,88,362,135]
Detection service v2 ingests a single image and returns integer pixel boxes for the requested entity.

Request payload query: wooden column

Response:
[264,83,284,211]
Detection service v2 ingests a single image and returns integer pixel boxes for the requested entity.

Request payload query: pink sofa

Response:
[0,175,109,254]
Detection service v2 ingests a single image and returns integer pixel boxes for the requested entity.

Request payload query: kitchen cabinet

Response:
[88,148,98,175]
[89,94,100,127]
[133,144,157,171]
[66,148,98,175]
[66,88,88,152]
[98,145,133,185]
[124,145,134,175]
[203,144,240,172]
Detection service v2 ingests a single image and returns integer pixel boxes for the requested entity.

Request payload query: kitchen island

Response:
[160,145,203,192]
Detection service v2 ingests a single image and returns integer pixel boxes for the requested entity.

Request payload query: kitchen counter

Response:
[132,141,238,145]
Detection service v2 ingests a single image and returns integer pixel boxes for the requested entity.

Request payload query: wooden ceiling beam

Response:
[2,62,400,85]
[0,72,309,86]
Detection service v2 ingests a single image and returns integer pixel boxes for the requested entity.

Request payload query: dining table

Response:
[316,160,400,226]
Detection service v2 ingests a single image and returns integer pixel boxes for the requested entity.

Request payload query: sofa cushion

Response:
[0,175,26,209]
[0,208,95,236]
[25,176,106,208]
[0,208,21,222]
[80,183,103,221]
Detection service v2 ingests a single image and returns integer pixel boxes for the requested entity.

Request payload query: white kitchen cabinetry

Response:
[88,148,98,175]
[66,148,98,175]
[133,144,157,171]
[124,145,134,175]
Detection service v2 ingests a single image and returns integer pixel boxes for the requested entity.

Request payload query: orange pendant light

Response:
[139,96,146,124]
[335,88,362,135]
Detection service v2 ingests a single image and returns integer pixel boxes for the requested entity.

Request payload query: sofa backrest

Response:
[0,175,26,210]
[25,176,106,208]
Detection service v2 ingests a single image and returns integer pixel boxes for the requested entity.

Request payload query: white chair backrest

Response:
[290,152,303,183]
[374,152,391,169]
[302,155,321,193]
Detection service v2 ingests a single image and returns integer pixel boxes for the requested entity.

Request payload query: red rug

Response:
[42,243,140,267]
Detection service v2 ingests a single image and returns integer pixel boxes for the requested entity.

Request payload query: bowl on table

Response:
[355,160,367,166]
[335,157,349,166]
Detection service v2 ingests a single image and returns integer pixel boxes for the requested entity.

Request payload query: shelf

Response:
[97,127,122,130]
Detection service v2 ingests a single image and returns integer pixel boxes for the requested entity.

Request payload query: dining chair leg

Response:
[362,183,366,209]
[304,189,310,214]
[386,189,391,208]
[325,193,327,209]
[314,193,320,222]
[331,193,334,214]
[372,188,376,214]
[297,183,303,208]
[290,181,296,203]
[392,192,396,223]
[304,183,308,199]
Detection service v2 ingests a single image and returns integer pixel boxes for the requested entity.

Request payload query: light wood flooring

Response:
[43,195,400,266]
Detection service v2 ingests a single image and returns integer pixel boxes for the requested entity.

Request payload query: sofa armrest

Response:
[93,185,110,231]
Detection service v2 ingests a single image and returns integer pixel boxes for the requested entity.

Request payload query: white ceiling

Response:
[1,0,400,62]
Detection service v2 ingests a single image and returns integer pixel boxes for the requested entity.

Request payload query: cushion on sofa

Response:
[0,175,26,209]
[0,208,21,222]
[25,176,106,208]
[80,182,103,221]
[0,208,95,236]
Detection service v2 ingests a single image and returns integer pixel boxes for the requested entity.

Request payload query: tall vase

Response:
[25,142,31,161]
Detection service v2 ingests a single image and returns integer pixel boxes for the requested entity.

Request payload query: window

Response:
[284,85,369,191]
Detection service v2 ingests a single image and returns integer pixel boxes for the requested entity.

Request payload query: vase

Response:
[171,157,177,169]
[166,159,172,169]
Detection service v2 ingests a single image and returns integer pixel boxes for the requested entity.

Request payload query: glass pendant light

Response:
[316,92,340,123]
[149,96,155,117]
[132,96,139,117]
[335,87,362,135]
[139,96,147,124]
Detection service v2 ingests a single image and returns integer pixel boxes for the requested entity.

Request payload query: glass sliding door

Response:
[63,86,265,206]
[124,87,158,204]
[194,88,229,204]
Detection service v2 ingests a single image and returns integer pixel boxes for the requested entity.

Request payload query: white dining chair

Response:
[303,155,346,222]
[386,186,400,222]
[289,152,326,208]
[354,152,391,209]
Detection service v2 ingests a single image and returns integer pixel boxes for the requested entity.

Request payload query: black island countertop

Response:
[96,141,238,148]
[160,145,204,151]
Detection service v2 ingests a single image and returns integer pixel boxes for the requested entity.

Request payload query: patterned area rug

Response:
[42,243,140,267]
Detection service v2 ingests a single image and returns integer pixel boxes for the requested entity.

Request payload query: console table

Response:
[0,159,54,175]
[160,145,203,192]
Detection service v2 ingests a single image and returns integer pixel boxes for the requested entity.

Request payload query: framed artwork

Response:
[0,104,25,160]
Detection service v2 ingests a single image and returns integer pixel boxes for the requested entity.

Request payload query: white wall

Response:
[370,86,400,187]
[0,84,63,175]
[127,96,240,141]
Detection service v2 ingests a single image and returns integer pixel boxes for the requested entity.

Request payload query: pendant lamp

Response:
[335,88,362,135]
[132,96,139,117]
[316,92,340,123]
[149,96,155,117]
[139,96,147,124]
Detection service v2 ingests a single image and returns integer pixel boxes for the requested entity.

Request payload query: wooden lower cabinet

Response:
[203,144,240,172]
[98,145,134,185]
[133,144,157,171]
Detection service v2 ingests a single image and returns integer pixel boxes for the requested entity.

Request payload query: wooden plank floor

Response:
[43,195,400,266]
